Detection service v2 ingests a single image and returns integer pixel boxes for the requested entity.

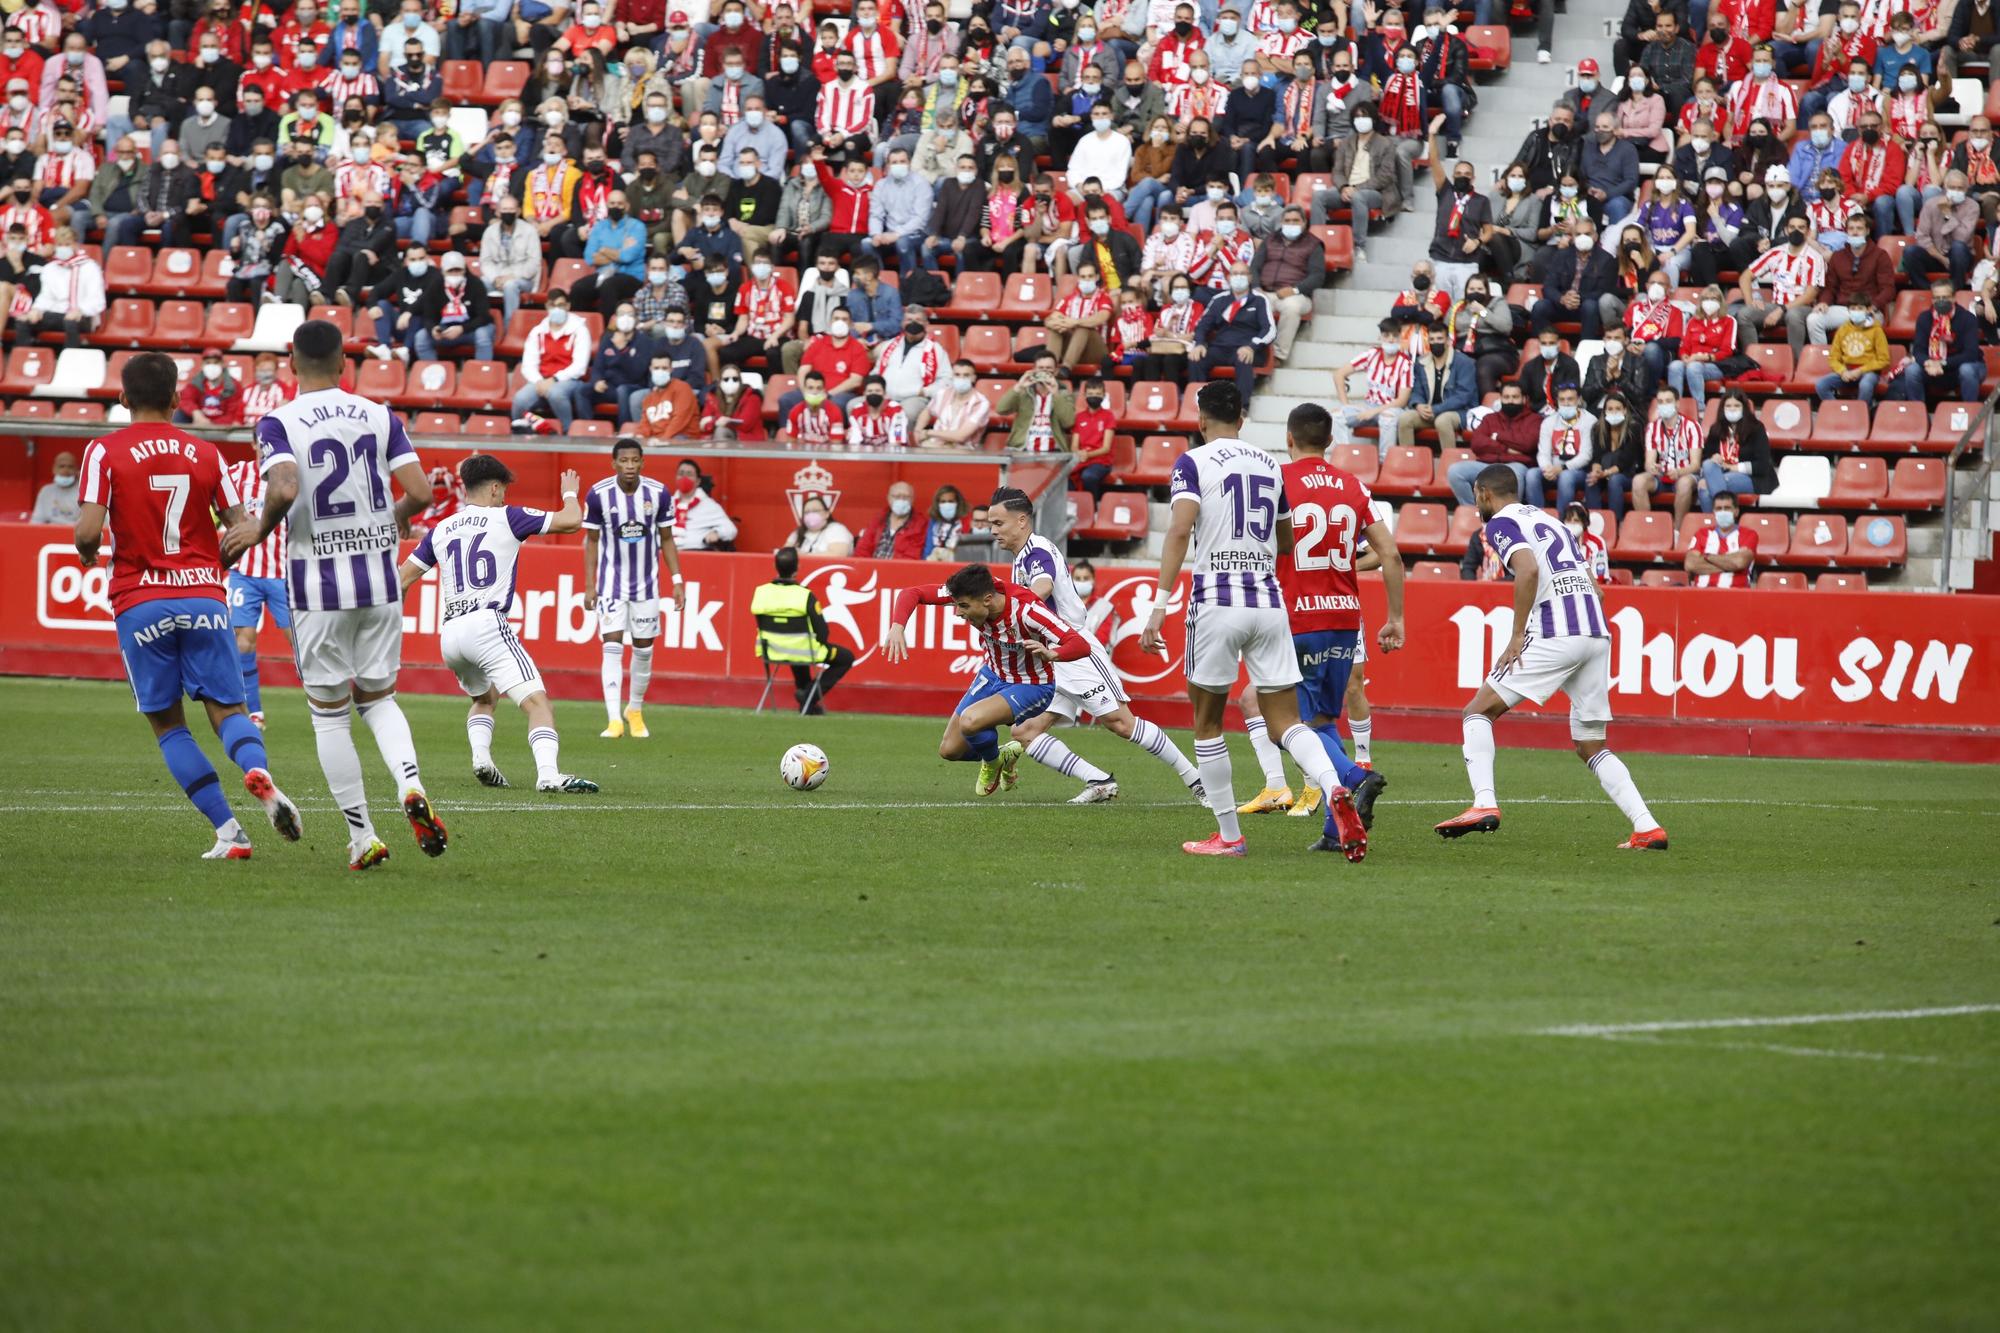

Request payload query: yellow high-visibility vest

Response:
[751,581,832,665]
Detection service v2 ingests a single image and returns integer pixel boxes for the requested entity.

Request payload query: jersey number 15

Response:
[1220,472,1278,542]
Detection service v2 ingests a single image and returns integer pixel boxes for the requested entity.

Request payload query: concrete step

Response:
[1288,340,1347,369]
[1906,524,1944,557]
[1301,311,1391,343]
[1249,392,1316,424]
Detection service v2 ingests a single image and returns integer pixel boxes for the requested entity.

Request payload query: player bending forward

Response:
[986,486,1206,806]
[1436,464,1668,850]
[1140,381,1369,860]
[883,563,1095,796]
[76,351,304,859]
[583,437,686,739]
[226,318,445,871]
[399,458,600,794]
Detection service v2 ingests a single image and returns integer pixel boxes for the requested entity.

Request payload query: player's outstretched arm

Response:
[1365,516,1407,652]
[883,585,949,663]
[547,469,584,535]
[74,502,107,566]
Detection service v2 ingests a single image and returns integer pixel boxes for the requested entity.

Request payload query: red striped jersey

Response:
[892,579,1090,685]
[840,27,900,78]
[225,458,288,581]
[1745,244,1825,305]
[1277,458,1371,633]
[1351,347,1413,405]
[734,277,795,340]
[814,82,875,139]
[1645,415,1703,473]
[1691,522,1758,587]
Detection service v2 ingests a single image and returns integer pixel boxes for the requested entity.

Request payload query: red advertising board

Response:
[4,522,1997,747]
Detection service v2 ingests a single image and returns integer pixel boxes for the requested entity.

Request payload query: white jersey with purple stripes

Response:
[407,504,554,623]
[582,476,669,602]
[1011,532,1128,710]
[1481,502,1609,639]
[1168,437,1290,610]
[255,388,419,611]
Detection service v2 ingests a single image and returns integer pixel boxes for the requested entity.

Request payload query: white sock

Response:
[1193,737,1242,841]
[357,694,424,797]
[216,817,243,843]
[1244,716,1286,789]
[1462,714,1496,808]
[529,725,560,785]
[1349,713,1373,763]
[1589,750,1657,831]
[1026,732,1112,784]
[1279,723,1341,795]
[601,641,624,722]
[467,713,494,768]
[1128,718,1200,786]
[628,645,654,709]
[310,701,375,845]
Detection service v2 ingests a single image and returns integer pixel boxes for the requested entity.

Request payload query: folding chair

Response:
[752,601,833,715]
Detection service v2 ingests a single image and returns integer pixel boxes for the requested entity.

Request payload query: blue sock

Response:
[157,726,233,830]
[962,727,1000,762]
[1315,723,1368,790]
[238,647,262,713]
[217,711,270,775]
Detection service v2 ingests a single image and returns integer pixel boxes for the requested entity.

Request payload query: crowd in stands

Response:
[0,0,1989,588]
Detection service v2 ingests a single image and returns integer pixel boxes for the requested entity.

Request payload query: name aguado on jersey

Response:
[411,505,553,622]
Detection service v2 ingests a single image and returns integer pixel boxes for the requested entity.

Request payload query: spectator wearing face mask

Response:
[855,481,927,561]
[1538,384,1599,512]
[242,353,294,423]
[1584,327,1657,416]
[1330,317,1412,446]
[1068,377,1119,500]
[1633,385,1705,525]
[367,240,443,362]
[921,486,968,560]
[1401,319,1476,450]
[477,193,544,324]
[1733,212,1822,356]
[1699,390,1778,511]
[670,458,739,550]
[1904,170,1980,290]
[1814,301,1889,404]
[1562,502,1613,584]
[178,352,246,428]
[1684,491,1757,586]
[30,450,80,525]
[1450,381,1544,507]
[780,369,848,446]
[789,493,855,557]
[1895,279,1984,404]
[785,307,872,418]
[511,292,595,433]
[913,360,994,449]
[1043,261,1115,369]
[847,375,911,449]
[630,352,701,437]
[1578,392,1645,515]
[18,225,101,348]
[1314,105,1403,265]
[873,309,949,419]
[1667,284,1742,418]
[701,368,767,441]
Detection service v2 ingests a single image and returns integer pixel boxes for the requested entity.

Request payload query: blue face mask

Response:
[1846,232,1867,249]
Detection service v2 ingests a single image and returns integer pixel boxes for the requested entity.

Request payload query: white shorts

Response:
[293,603,403,693]
[1047,648,1130,721]
[442,609,546,704]
[1185,602,1301,693]
[1489,634,1613,739]
[597,595,660,640]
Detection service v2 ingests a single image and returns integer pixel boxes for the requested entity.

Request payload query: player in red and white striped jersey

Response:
[223,456,292,725]
[1684,492,1757,587]
[885,564,1093,796]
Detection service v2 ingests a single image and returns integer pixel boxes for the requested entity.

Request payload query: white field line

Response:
[1595,1033,1947,1066]
[1538,1004,2000,1037]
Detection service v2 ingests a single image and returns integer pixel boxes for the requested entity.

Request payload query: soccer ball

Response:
[780,743,829,791]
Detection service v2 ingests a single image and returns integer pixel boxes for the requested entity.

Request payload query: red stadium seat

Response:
[1639,569,1688,587]
[354,357,407,402]
[1315,224,1354,272]
[1126,435,1183,486]
[441,59,483,102]
[1824,455,1887,506]
[1788,346,1831,394]
[94,298,155,349]
[1810,400,1868,446]
[95,350,142,398]
[11,397,52,418]
[1886,290,1927,341]
[1008,325,1050,370]
[1841,514,1906,567]
[1757,398,1812,446]
[194,249,231,298]
[102,246,152,295]
[1465,23,1511,69]
[1815,571,1868,591]
[1065,490,1095,530]
[145,300,205,349]
[568,419,614,437]
[546,257,591,296]
[1867,400,1928,448]
[1925,402,1979,450]
[1374,445,1432,495]
[1883,457,1946,510]
[1788,512,1849,564]
[147,248,204,297]
[995,271,1054,320]
[961,324,1011,372]
[412,411,461,434]
[1329,443,1378,483]
[481,60,530,104]
[202,302,256,349]
[402,360,458,410]
[1442,503,1481,555]
[1410,560,1460,580]
[928,322,960,363]
[0,346,54,396]
[307,303,357,346]
[451,360,511,412]
[1393,502,1450,554]
[1611,511,1677,560]
[936,272,1001,321]
[1077,491,1149,541]
[496,309,539,358]
[1676,512,1710,549]
[1755,570,1806,590]
[1606,568,1635,585]
[1102,433,1137,480]
[465,414,511,435]
[1740,510,1789,556]
[57,399,106,422]
[1123,381,1176,431]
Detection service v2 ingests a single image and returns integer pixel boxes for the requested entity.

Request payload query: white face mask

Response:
[202,362,222,379]
[1352,117,1373,135]
[1714,508,1738,529]
[615,314,635,332]
[1702,299,1720,315]
[1507,175,1526,191]
[1281,223,1303,239]
[54,244,74,260]
[1216,218,1237,237]
[1381,340,1400,356]
[1078,278,1097,294]
[1724,406,1744,423]
[197,100,216,117]
[254,154,274,171]
[889,497,913,517]
[1604,412,1626,426]
[304,205,324,223]
[1648,284,1666,301]
[1229,274,1250,292]
[1172,289,1191,305]
[1566,522,1584,538]
[151,57,170,74]
[502,110,522,127]
[159,153,180,170]
[543,150,565,165]
[957,169,977,186]
[751,262,772,280]
[953,374,974,392]
[1657,401,1677,419]
[1840,15,1859,31]
[408,259,429,274]
[1573,234,1595,252]
[1190,67,1210,84]
[548,307,570,327]
[646,105,668,125]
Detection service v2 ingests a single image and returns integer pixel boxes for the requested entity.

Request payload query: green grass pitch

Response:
[1,676,1996,1332]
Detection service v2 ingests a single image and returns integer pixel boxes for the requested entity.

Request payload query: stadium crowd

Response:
[0,0,1990,588]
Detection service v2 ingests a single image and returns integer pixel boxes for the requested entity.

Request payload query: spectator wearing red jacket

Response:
[1447,381,1546,506]
[1838,112,1906,229]
[700,368,767,441]
[178,351,246,428]
[855,479,927,560]
[702,0,765,75]
[810,148,874,269]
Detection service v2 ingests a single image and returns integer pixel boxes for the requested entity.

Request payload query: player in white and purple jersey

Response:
[223,456,291,727]
[986,487,1205,807]
[227,319,445,871]
[1139,381,1359,859]
[1435,464,1668,851]
[582,437,686,740]
[399,456,598,796]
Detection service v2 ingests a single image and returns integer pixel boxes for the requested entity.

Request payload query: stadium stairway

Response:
[1242,0,1630,454]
